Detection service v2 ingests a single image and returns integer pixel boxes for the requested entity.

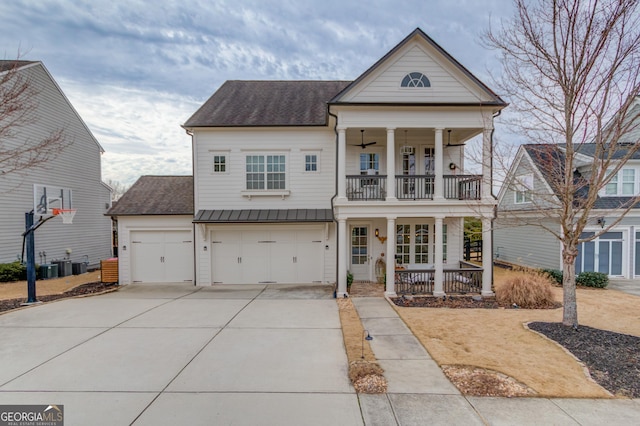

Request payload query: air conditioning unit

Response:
[400,146,414,155]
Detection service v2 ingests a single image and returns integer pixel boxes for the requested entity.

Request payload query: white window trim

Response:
[602,166,638,197]
[514,174,533,204]
[303,152,320,173]
[243,152,289,194]
[212,153,228,174]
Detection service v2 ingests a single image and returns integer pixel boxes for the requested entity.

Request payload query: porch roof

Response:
[193,209,334,223]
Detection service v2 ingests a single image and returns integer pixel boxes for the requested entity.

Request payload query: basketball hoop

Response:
[52,208,76,224]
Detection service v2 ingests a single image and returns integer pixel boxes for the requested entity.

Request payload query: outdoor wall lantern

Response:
[375,228,387,244]
[597,217,606,228]
[204,245,208,251]
[122,245,126,251]
[361,330,373,359]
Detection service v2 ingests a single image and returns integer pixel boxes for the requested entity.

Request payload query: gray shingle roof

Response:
[194,209,333,223]
[183,80,351,127]
[522,144,640,210]
[106,176,193,216]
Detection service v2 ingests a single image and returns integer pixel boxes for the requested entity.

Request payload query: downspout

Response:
[186,127,197,287]
[490,109,502,290]
[328,105,340,298]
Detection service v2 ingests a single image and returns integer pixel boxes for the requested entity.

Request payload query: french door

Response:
[350,225,370,280]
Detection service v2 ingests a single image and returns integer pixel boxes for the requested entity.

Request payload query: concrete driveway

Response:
[0,284,363,425]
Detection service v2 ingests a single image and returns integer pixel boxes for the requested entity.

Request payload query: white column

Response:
[481,217,494,296]
[337,218,348,297]
[482,125,493,199]
[338,127,347,200]
[434,128,444,200]
[385,217,396,296]
[433,216,445,296]
[386,128,396,200]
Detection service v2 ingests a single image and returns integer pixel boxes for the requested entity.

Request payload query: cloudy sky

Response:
[0,0,514,186]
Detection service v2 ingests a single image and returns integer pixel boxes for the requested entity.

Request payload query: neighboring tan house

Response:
[0,60,112,269]
[495,143,640,279]
[111,28,506,296]
[106,175,194,284]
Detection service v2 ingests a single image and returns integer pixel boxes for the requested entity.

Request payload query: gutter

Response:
[328,106,340,298]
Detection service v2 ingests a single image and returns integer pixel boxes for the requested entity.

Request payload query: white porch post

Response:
[434,128,444,200]
[338,127,347,200]
[482,125,493,200]
[433,216,445,296]
[386,128,396,200]
[481,217,494,296]
[337,218,348,297]
[385,216,396,296]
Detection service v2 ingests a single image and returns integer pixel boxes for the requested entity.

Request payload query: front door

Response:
[350,225,370,280]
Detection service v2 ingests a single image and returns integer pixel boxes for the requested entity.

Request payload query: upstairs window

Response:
[246,154,286,190]
[401,72,431,88]
[213,155,226,173]
[305,154,318,172]
[514,174,533,204]
[605,168,636,196]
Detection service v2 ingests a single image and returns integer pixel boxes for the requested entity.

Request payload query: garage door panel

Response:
[210,226,324,284]
[130,230,193,283]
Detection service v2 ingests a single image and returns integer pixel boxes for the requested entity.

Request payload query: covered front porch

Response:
[336,215,494,297]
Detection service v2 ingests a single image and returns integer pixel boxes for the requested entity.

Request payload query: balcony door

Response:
[350,225,370,281]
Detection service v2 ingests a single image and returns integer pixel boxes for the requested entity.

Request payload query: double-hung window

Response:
[245,154,286,190]
[514,174,533,204]
[213,155,226,173]
[605,168,636,196]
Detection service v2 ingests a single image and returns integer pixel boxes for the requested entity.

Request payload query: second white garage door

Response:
[211,226,324,284]
[131,230,193,283]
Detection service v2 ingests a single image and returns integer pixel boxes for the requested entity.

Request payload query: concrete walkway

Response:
[351,296,640,425]
[608,278,640,297]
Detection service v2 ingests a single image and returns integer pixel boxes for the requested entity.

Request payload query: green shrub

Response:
[347,271,354,289]
[495,271,556,308]
[576,271,608,288]
[541,268,563,285]
[0,262,27,282]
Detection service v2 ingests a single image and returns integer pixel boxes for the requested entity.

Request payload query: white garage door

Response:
[131,230,193,283]
[211,226,323,284]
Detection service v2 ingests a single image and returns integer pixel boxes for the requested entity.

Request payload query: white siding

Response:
[194,128,335,211]
[0,64,112,267]
[117,215,193,285]
[342,44,493,104]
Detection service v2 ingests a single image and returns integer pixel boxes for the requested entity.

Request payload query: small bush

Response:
[495,271,556,308]
[347,271,354,289]
[0,262,27,282]
[541,268,563,285]
[576,271,608,288]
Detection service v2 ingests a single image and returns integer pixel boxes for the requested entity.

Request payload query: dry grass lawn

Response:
[395,267,640,398]
[0,270,101,300]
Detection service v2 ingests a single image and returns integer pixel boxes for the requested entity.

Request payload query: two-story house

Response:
[495,142,640,279]
[177,28,506,297]
[0,60,112,269]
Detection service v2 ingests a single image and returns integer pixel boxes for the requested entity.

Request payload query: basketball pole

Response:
[22,211,56,305]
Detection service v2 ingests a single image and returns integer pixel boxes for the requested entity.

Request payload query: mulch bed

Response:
[0,282,118,313]
[528,322,640,398]
[391,295,561,309]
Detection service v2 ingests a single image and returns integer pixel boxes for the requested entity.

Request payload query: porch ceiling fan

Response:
[353,129,377,149]
[445,129,465,147]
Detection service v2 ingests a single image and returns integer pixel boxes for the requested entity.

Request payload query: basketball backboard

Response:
[33,184,73,217]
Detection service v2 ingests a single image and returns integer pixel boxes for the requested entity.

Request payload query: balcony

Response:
[346,174,482,201]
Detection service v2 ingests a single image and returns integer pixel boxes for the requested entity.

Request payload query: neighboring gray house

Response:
[0,60,112,268]
[495,143,640,279]
[106,175,194,284]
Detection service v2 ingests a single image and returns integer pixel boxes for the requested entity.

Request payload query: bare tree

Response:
[0,58,70,177]
[485,0,640,326]
[105,179,130,201]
